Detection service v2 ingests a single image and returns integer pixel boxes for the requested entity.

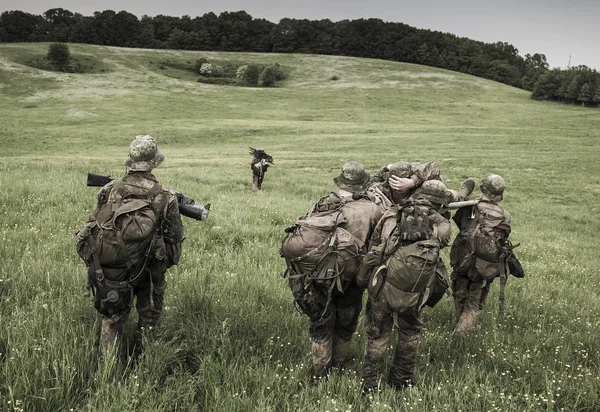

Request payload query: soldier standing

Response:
[76,135,184,356]
[357,180,452,392]
[282,162,383,378]
[449,174,512,337]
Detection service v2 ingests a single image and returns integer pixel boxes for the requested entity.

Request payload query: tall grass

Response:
[0,43,599,411]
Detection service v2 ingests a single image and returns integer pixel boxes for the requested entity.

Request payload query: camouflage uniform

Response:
[358,181,452,391]
[450,175,511,336]
[308,162,383,378]
[367,161,441,211]
[79,136,183,355]
[367,161,474,211]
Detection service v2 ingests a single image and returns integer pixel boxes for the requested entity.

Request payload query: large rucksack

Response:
[367,200,447,313]
[280,195,365,318]
[450,201,510,280]
[76,179,166,316]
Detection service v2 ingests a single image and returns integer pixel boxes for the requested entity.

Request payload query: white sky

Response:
[3,0,599,69]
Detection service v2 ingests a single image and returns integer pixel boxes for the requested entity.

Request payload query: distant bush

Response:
[330,75,340,81]
[271,63,285,81]
[236,64,248,79]
[260,65,277,87]
[194,58,209,73]
[199,63,225,77]
[242,64,260,86]
[47,43,71,72]
[259,63,285,87]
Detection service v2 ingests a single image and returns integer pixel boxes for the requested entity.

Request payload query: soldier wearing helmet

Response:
[291,162,383,379]
[76,135,184,357]
[450,174,512,337]
[358,180,452,392]
[367,161,475,214]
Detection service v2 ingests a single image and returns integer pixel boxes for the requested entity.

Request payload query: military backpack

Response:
[367,200,445,313]
[76,179,166,316]
[280,194,365,318]
[449,201,510,280]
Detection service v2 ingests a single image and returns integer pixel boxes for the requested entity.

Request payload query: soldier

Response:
[76,135,184,356]
[250,147,274,190]
[367,161,474,212]
[284,162,383,379]
[449,174,511,337]
[358,180,452,392]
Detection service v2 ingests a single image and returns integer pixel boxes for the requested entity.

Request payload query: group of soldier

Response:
[76,136,515,395]
[286,160,513,392]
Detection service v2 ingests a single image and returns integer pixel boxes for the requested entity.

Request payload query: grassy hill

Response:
[0,43,599,411]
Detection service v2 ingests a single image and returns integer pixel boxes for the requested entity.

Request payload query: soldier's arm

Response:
[164,193,184,244]
[432,214,452,248]
[409,162,441,188]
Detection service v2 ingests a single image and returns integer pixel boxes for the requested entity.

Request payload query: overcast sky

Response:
[4,0,599,69]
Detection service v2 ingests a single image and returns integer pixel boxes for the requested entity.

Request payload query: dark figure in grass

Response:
[76,135,183,357]
[250,147,274,190]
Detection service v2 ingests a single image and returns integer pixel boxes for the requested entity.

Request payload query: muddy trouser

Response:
[100,260,167,354]
[308,282,364,377]
[451,271,491,335]
[362,302,423,391]
[252,171,265,190]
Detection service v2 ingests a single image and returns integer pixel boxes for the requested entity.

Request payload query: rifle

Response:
[86,173,211,221]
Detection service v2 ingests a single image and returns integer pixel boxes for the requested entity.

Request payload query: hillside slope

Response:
[0,43,599,411]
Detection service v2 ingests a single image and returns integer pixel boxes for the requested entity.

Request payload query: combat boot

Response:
[452,309,478,337]
[457,178,475,201]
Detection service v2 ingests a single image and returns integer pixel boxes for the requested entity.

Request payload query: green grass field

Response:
[1,43,599,411]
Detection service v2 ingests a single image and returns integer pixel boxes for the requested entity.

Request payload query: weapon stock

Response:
[86,172,210,221]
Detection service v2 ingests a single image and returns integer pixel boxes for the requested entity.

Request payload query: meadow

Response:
[0,43,599,411]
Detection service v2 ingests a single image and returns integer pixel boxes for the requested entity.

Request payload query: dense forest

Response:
[1,8,598,106]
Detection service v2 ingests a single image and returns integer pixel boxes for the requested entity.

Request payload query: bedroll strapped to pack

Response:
[77,179,166,316]
[280,197,364,318]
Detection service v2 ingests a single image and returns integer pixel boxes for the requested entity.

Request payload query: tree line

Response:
[1,8,598,106]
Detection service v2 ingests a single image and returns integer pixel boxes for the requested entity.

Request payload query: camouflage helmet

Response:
[333,161,370,192]
[480,174,505,201]
[414,180,448,206]
[124,135,165,171]
[387,161,412,179]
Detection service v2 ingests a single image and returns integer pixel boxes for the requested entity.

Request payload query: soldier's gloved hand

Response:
[389,176,415,193]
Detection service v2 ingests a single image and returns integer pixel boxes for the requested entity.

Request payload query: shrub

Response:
[271,63,285,81]
[242,64,260,86]
[199,63,225,77]
[194,58,209,73]
[236,65,248,79]
[260,65,278,87]
[330,75,340,81]
[47,43,71,72]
